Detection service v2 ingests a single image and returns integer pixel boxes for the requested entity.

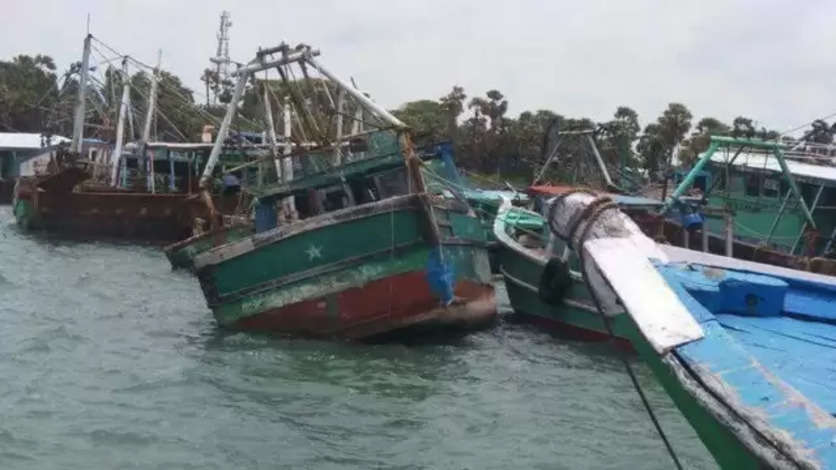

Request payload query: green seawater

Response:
[0,206,716,469]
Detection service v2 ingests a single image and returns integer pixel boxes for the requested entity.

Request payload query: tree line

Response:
[2,53,834,185]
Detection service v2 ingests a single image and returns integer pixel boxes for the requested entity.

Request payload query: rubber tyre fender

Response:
[538,257,572,305]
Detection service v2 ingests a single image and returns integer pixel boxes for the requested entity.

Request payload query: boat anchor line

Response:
[546,191,706,470]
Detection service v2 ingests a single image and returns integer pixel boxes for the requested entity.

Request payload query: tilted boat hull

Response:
[229,269,494,338]
[195,194,496,339]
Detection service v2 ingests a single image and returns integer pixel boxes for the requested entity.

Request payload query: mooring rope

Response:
[572,196,685,470]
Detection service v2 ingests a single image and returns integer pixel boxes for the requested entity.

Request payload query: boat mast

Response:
[109,56,131,185]
[262,80,281,181]
[141,51,161,193]
[71,34,92,154]
[209,11,232,105]
[281,96,296,220]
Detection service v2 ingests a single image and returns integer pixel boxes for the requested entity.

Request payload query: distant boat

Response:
[12,141,247,243]
[663,136,836,275]
[530,190,836,469]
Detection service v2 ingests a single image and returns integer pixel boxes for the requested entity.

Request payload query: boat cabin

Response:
[703,147,836,257]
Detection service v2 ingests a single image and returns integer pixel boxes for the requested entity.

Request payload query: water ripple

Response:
[0,206,717,469]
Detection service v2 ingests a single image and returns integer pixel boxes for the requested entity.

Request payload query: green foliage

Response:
[0,54,59,132]
[391,99,446,144]
[636,103,692,178]
[805,119,834,144]
[679,117,730,166]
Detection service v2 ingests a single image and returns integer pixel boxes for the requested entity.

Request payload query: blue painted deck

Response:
[657,263,836,468]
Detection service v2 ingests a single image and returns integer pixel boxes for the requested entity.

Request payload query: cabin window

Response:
[349,178,379,204]
[321,186,350,212]
[374,168,408,199]
[762,177,780,198]
[744,173,760,197]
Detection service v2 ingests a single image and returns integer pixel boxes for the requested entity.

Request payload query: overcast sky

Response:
[3,0,834,134]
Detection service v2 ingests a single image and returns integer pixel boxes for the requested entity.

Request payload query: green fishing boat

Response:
[190,43,495,338]
[493,188,665,343]
[664,136,836,273]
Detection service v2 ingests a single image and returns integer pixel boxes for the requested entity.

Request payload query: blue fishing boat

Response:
[544,190,836,469]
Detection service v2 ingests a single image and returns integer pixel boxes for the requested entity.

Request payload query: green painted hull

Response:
[195,195,495,337]
[499,245,636,340]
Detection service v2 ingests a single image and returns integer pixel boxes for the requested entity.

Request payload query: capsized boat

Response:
[191,43,495,338]
[539,190,836,469]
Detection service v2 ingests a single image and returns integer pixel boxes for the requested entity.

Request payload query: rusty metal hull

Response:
[13,173,223,243]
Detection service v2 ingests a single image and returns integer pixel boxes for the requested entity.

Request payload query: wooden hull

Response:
[497,197,824,469]
[195,194,496,339]
[493,203,636,344]
[234,270,495,338]
[495,231,761,467]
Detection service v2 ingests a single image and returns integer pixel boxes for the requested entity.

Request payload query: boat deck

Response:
[656,261,836,468]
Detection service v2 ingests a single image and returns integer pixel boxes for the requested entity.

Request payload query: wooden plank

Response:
[583,237,704,353]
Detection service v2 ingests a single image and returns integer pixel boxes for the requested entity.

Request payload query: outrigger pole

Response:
[660,135,817,230]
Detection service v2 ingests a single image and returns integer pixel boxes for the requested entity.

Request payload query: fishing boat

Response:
[12,141,250,242]
[165,142,487,271]
[191,43,495,338]
[540,189,836,469]
[493,187,666,342]
[11,34,256,243]
[663,136,836,274]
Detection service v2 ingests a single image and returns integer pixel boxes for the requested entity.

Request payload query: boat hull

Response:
[196,195,496,339]
[496,231,636,346]
[13,174,222,243]
[233,270,495,338]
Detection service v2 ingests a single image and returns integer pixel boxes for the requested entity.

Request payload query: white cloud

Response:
[2,0,834,134]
